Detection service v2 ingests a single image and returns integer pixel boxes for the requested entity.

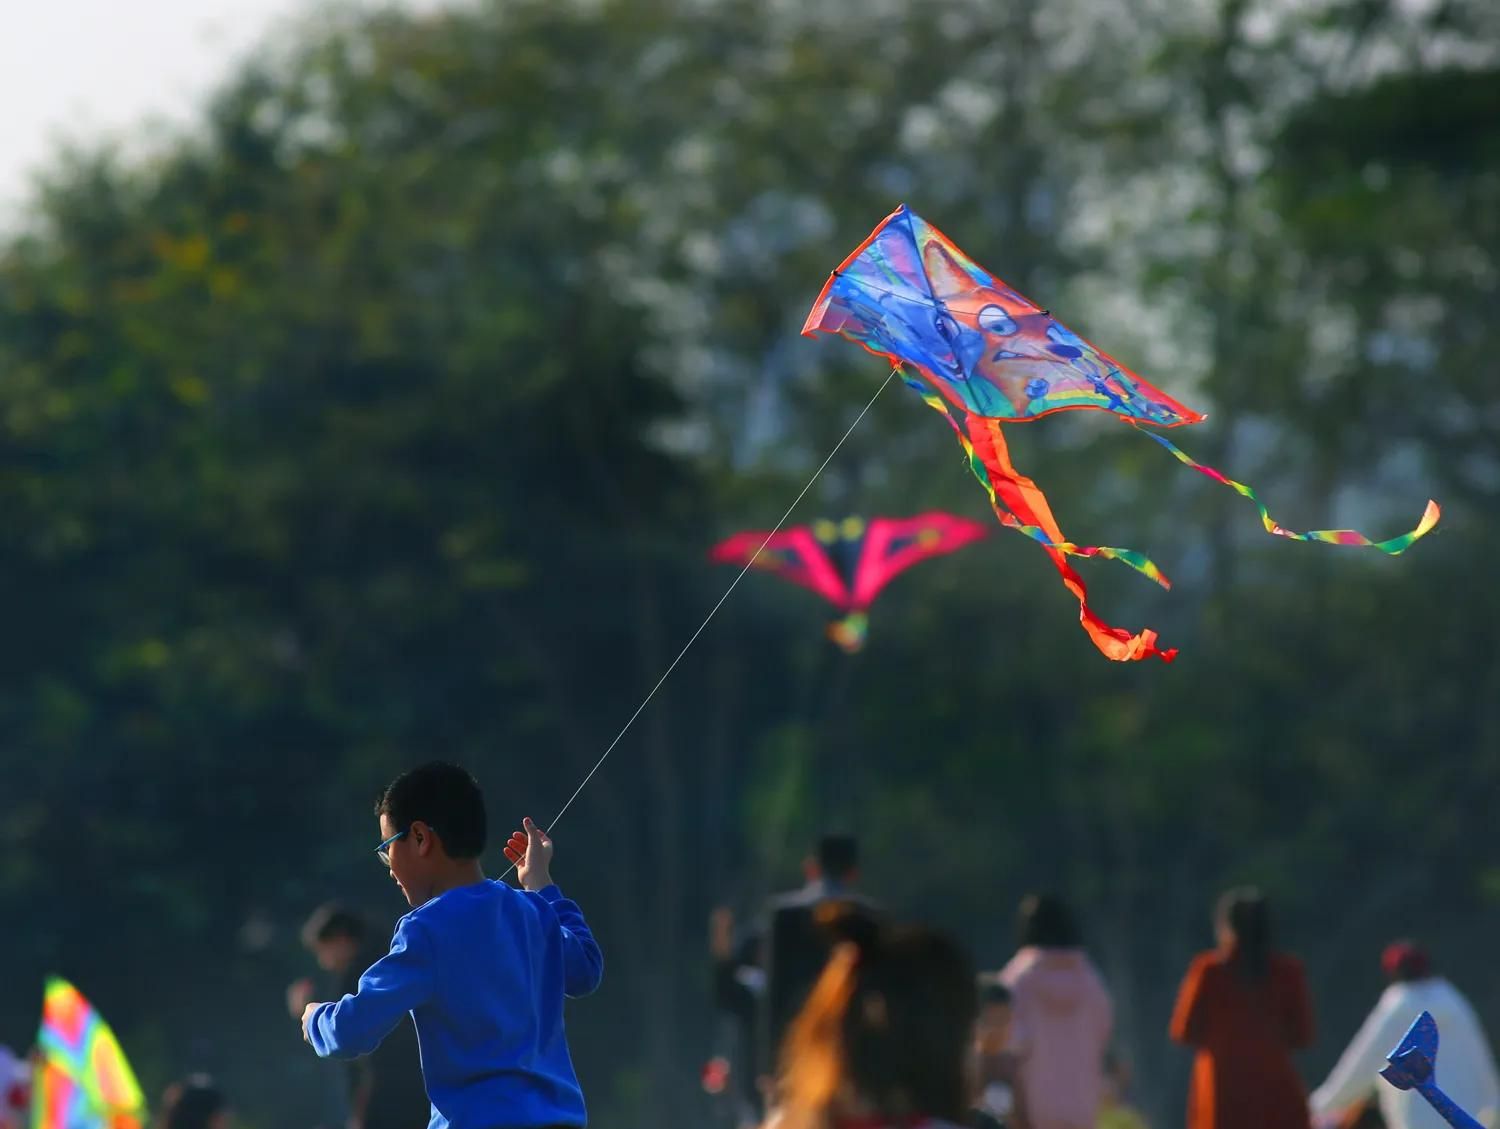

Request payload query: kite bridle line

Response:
[499,363,902,881]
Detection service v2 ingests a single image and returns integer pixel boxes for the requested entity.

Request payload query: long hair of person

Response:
[1217,887,1272,983]
[772,910,976,1129]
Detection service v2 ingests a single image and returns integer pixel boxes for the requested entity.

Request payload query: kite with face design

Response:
[803,205,1440,662]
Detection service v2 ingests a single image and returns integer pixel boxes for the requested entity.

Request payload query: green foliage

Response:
[1,0,1496,1126]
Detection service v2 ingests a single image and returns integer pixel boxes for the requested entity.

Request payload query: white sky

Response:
[0,0,439,227]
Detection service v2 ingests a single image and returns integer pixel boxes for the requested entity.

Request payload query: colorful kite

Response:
[1382,1011,1482,1129]
[803,204,1439,662]
[31,978,146,1129]
[710,512,988,652]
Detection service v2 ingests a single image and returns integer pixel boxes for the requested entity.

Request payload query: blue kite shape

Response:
[1381,1010,1485,1129]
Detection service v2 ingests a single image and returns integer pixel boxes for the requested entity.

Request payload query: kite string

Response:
[500,364,900,880]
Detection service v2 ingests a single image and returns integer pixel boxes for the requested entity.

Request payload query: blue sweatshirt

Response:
[306,881,602,1129]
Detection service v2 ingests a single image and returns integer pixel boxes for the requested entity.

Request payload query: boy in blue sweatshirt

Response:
[300,762,603,1129]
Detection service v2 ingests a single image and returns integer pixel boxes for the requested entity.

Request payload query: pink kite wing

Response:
[849,513,989,608]
[709,526,851,607]
[710,514,989,652]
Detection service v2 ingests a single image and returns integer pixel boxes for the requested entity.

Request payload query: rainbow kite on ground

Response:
[31,978,146,1129]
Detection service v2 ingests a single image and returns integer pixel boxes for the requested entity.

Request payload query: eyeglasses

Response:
[375,825,436,867]
[375,829,407,868]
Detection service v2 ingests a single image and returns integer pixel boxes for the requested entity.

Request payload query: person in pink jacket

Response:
[999,894,1114,1129]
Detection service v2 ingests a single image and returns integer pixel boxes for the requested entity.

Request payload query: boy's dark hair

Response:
[976,972,1012,1007]
[817,834,859,879]
[1017,893,1081,948]
[300,902,366,950]
[375,761,487,859]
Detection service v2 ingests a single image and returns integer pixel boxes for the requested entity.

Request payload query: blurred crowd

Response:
[706,836,1500,1129]
[6,831,1494,1129]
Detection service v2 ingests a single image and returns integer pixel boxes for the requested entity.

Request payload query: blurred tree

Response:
[0,0,1494,1126]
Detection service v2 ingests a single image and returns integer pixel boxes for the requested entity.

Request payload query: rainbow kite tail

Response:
[963,413,1177,662]
[904,374,1172,589]
[902,371,1175,662]
[1136,426,1441,554]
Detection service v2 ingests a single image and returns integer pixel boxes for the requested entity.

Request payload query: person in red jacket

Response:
[1169,888,1315,1129]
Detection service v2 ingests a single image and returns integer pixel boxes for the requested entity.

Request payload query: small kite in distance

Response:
[710,512,988,652]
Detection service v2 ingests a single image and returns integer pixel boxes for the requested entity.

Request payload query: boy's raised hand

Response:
[504,817,554,892]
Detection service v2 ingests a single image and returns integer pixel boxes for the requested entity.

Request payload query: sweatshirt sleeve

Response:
[306,916,435,1058]
[535,884,604,997]
[1309,989,1411,1118]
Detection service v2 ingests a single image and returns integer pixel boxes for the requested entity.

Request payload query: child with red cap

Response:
[1311,941,1500,1129]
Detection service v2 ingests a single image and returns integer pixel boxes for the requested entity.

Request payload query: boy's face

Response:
[380,813,434,907]
[975,1001,1012,1054]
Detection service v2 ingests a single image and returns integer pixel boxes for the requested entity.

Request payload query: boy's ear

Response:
[411,821,438,857]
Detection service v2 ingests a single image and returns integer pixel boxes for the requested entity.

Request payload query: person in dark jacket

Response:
[290,902,432,1129]
[710,836,881,1122]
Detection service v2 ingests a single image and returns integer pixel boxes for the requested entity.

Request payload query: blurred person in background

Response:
[156,1074,231,1129]
[763,911,976,1129]
[288,902,430,1129]
[999,895,1112,1129]
[971,975,1024,1129]
[763,835,878,1061]
[1096,1052,1148,1129]
[0,1045,27,1129]
[1170,888,1314,1129]
[1310,940,1499,1129]
[711,903,770,1126]
[712,834,881,1119]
